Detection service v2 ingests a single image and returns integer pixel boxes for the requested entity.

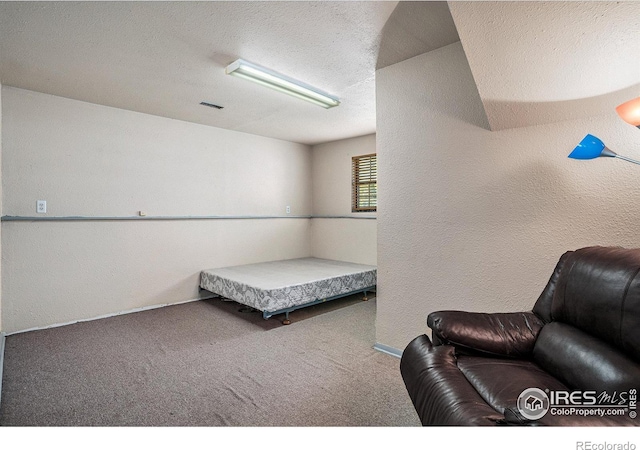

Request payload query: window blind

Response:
[352,153,377,212]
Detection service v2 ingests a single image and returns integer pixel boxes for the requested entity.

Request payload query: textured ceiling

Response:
[0,1,397,145]
[3,1,636,143]
[449,1,640,131]
[376,1,459,70]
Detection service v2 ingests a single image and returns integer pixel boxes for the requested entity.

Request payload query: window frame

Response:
[351,153,377,213]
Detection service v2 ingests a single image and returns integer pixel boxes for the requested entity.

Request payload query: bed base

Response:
[262,285,376,325]
[199,257,377,325]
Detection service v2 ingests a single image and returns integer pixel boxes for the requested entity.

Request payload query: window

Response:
[352,153,377,212]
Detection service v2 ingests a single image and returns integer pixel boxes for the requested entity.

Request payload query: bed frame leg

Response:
[362,290,369,301]
[282,311,291,325]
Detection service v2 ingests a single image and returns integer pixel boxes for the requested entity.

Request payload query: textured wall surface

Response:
[2,220,311,333]
[2,87,313,333]
[375,42,640,351]
[3,87,312,218]
[312,134,377,217]
[0,84,2,332]
[311,219,376,266]
[311,134,376,265]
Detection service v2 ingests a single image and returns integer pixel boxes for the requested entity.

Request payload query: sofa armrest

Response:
[400,335,505,426]
[427,311,545,358]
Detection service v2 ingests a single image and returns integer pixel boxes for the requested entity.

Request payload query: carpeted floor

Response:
[0,294,421,427]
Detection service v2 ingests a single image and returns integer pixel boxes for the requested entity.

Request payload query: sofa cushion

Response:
[457,353,637,426]
[552,246,640,361]
[457,355,567,415]
[533,322,640,392]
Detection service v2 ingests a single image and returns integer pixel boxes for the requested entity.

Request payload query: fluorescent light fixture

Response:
[225,59,340,109]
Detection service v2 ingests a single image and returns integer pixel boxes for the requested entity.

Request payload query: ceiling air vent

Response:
[200,101,224,110]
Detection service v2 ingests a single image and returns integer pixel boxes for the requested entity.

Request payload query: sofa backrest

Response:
[532,250,572,323]
[532,246,640,391]
[551,246,640,361]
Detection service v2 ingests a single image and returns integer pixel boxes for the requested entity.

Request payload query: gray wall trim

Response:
[2,214,377,222]
[373,342,402,359]
[311,215,377,220]
[0,332,5,409]
[2,215,311,222]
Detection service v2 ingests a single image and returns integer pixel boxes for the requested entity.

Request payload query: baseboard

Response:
[6,296,218,336]
[373,342,402,359]
[0,332,6,409]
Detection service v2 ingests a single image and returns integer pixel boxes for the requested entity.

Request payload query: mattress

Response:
[200,257,377,315]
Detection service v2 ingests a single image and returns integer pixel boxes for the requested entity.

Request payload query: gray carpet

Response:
[0,294,420,426]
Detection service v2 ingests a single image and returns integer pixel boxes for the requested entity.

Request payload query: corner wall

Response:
[311,134,376,265]
[1,87,312,333]
[375,42,640,351]
[0,83,3,333]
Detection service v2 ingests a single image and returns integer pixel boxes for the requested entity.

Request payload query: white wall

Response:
[311,134,376,265]
[3,88,312,218]
[2,87,312,333]
[375,42,640,351]
[0,84,2,333]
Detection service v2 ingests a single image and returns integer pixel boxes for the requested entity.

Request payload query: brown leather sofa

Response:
[400,246,640,426]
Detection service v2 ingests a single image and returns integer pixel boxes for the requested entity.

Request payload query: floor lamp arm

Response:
[616,155,640,166]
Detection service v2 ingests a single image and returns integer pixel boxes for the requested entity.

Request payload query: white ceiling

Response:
[0,1,399,145]
[1,1,638,144]
[449,1,640,131]
[376,1,459,70]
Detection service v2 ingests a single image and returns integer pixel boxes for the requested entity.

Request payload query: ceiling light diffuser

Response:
[225,59,340,109]
[616,96,640,128]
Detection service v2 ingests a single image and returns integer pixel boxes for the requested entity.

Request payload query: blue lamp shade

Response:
[568,134,607,160]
